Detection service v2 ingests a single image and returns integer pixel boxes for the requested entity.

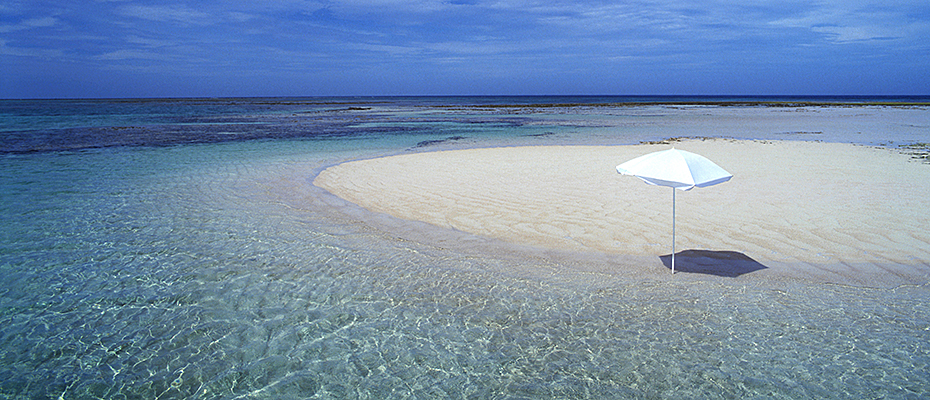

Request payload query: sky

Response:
[1,0,929,98]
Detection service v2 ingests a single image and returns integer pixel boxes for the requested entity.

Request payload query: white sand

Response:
[314,140,930,286]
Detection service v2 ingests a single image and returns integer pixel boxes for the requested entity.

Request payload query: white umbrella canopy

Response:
[617,148,732,273]
[616,148,732,191]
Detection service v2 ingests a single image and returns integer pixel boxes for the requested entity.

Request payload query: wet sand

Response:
[314,139,930,287]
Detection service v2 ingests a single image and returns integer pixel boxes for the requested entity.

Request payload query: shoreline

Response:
[314,139,930,288]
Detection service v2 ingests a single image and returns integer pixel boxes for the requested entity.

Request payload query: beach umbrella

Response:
[616,148,732,273]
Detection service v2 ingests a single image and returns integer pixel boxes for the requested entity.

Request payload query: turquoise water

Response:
[1,98,929,398]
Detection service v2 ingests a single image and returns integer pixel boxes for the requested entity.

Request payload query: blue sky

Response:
[2,0,929,98]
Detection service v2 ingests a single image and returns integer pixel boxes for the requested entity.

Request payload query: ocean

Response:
[1,96,928,399]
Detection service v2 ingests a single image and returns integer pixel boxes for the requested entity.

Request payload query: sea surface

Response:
[1,96,929,399]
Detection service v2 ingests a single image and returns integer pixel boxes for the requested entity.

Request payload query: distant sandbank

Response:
[314,139,930,287]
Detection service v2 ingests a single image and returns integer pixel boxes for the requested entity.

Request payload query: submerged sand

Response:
[314,140,930,286]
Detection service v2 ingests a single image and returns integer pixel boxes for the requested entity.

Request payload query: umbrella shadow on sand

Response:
[659,250,767,277]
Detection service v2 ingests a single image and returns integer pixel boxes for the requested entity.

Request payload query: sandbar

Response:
[314,139,930,286]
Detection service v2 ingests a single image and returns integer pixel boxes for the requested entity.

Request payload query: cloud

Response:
[23,16,58,28]
[766,1,929,44]
[124,35,175,48]
[333,0,453,13]
[0,16,58,33]
[349,42,422,56]
[3,0,928,96]
[94,49,169,61]
[227,11,256,23]
[117,4,212,25]
[811,25,901,42]
[0,38,62,58]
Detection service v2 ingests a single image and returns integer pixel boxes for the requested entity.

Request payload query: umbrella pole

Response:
[672,188,676,274]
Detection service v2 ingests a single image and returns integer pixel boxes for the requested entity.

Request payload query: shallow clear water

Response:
[1,98,928,399]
